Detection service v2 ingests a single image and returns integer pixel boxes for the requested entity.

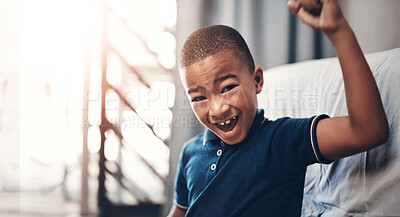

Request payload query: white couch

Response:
[258,48,400,216]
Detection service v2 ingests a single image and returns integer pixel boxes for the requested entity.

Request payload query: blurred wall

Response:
[165,0,205,214]
[340,0,400,53]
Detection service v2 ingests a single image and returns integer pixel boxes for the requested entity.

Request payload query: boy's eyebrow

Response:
[187,86,205,94]
[214,73,238,84]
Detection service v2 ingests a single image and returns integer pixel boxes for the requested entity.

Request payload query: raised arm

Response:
[287,0,389,160]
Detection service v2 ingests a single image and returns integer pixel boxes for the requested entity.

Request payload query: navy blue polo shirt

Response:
[174,109,332,217]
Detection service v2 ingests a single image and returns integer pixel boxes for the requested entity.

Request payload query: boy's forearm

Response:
[288,0,388,159]
[327,22,389,144]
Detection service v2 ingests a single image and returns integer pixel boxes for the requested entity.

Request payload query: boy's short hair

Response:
[180,25,255,73]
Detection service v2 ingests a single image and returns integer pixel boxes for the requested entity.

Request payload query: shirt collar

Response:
[203,109,266,147]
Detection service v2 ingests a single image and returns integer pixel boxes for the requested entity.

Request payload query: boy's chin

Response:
[221,136,245,145]
[212,125,244,145]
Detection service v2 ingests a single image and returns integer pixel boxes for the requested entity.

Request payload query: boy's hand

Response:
[287,0,346,37]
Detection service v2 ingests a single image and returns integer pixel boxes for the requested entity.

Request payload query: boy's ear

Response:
[253,65,264,94]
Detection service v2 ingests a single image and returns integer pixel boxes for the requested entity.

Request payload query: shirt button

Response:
[211,163,216,171]
[220,141,225,146]
[217,149,222,156]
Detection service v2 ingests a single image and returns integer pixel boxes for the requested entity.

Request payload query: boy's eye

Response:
[191,96,207,102]
[221,85,237,94]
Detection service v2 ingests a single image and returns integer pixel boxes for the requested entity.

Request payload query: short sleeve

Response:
[270,114,332,170]
[174,148,189,209]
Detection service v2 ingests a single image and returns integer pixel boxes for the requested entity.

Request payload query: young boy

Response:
[169,0,389,216]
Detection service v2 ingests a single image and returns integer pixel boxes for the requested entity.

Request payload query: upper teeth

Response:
[218,117,236,126]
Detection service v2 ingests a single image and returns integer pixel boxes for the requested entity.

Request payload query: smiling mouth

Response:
[213,115,239,132]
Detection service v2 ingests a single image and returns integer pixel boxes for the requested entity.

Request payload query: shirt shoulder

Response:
[179,133,205,163]
[256,115,332,170]
[257,116,291,133]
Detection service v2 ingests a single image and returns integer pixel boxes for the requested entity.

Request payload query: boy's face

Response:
[183,50,264,145]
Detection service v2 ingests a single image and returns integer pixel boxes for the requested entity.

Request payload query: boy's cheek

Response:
[224,89,244,103]
[191,106,208,123]
[230,88,256,109]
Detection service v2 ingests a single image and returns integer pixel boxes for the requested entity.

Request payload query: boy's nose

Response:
[209,98,230,121]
